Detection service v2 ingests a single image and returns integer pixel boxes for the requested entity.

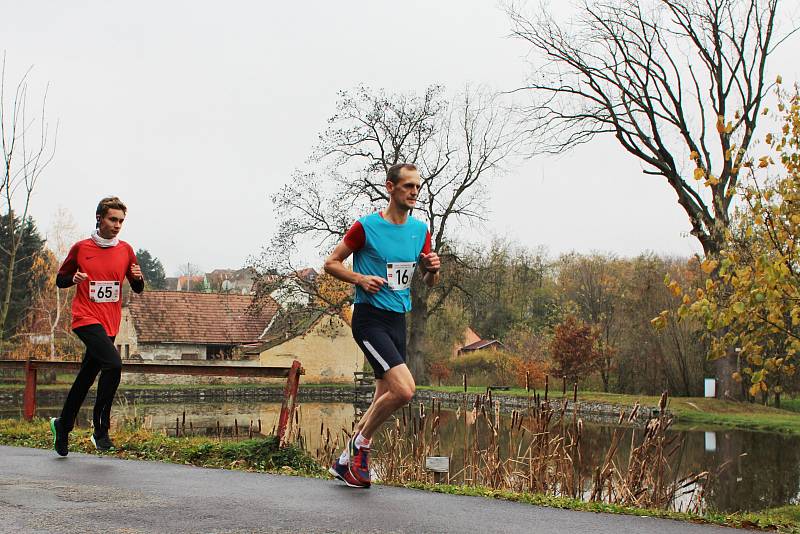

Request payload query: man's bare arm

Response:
[324,241,386,294]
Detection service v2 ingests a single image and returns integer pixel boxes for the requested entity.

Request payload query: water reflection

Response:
[4,400,799,513]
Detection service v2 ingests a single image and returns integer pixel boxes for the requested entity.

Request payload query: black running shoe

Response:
[90,433,115,452]
[50,417,69,457]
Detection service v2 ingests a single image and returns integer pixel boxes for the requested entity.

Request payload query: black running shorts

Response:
[351,303,406,379]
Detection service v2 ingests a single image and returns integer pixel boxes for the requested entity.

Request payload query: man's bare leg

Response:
[354,378,388,436]
[357,364,415,440]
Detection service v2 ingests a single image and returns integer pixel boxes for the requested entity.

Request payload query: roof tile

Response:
[127,291,277,344]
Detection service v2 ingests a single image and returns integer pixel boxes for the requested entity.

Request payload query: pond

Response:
[2,398,798,513]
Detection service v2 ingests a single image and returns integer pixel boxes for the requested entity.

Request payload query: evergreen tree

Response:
[0,214,46,338]
[136,248,166,289]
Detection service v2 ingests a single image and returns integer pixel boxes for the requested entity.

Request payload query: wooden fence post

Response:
[23,359,37,421]
[277,360,302,446]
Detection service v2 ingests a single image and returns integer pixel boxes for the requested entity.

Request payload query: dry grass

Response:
[312,392,712,512]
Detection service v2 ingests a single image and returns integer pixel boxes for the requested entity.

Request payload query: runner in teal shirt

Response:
[324,163,441,488]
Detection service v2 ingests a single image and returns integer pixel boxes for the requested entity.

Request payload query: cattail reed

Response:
[307,391,707,512]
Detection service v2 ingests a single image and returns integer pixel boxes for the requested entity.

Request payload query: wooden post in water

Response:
[463,373,467,393]
[175,417,180,437]
[182,410,186,435]
[562,376,566,397]
[234,418,239,440]
[216,420,221,440]
[525,371,530,393]
[23,359,37,421]
[573,382,578,403]
[544,375,549,402]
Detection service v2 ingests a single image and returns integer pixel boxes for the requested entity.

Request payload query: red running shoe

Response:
[348,439,371,486]
[343,465,370,488]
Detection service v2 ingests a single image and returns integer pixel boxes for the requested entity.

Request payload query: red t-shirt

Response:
[344,216,432,253]
[57,239,140,336]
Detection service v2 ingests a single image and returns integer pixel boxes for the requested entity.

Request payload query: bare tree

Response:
[507,0,795,397]
[0,54,57,342]
[40,207,78,357]
[255,85,522,382]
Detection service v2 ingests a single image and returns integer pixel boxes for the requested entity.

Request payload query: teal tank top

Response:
[353,212,428,313]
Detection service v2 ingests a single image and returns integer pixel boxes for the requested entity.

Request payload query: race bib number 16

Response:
[386,262,415,291]
[89,281,120,303]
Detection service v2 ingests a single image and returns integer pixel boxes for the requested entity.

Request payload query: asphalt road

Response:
[0,445,745,534]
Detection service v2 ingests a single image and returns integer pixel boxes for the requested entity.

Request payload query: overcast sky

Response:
[3,1,798,275]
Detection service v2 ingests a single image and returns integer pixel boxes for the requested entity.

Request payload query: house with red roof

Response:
[453,327,505,357]
[115,291,278,361]
[114,290,363,383]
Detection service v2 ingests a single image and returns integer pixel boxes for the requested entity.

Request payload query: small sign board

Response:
[425,456,450,473]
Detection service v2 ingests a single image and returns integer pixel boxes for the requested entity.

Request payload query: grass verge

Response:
[0,418,323,476]
[399,482,800,533]
[0,418,796,532]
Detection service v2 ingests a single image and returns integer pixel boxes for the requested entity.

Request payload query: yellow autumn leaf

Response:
[689,151,699,161]
[693,167,705,180]
[777,75,783,84]
[716,116,725,133]
[759,156,770,168]
[704,175,720,187]
[766,133,773,144]
[668,280,682,297]
[725,121,734,134]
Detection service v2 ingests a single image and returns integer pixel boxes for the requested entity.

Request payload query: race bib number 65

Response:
[89,281,120,303]
[386,262,415,291]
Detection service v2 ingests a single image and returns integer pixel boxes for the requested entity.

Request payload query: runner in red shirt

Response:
[49,197,144,455]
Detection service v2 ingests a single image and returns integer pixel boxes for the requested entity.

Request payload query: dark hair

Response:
[386,163,418,184]
[96,196,127,220]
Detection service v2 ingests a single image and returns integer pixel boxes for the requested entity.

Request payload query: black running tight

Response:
[59,323,122,435]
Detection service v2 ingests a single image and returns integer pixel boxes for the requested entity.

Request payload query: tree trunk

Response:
[406,276,429,385]
[49,286,61,359]
[713,348,741,400]
[600,367,609,392]
[705,237,743,401]
[0,218,18,342]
